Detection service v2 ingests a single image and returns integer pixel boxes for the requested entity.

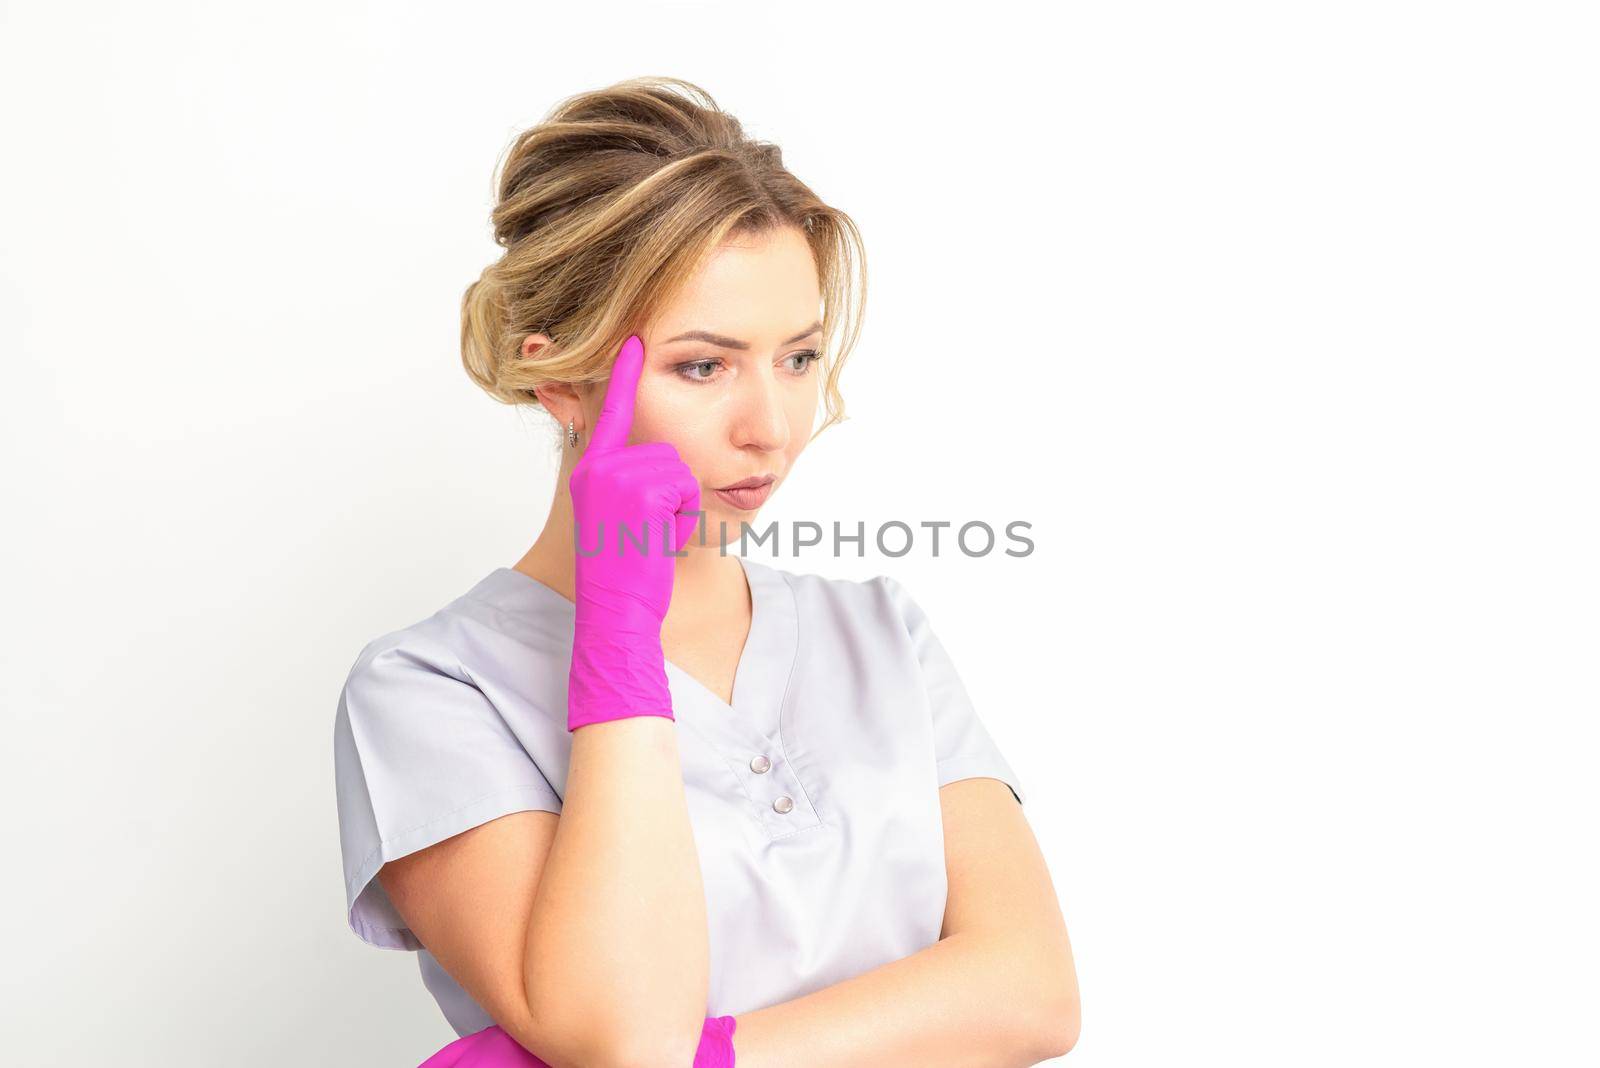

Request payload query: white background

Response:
[3,2,1595,1065]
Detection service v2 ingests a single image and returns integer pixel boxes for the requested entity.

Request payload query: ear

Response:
[519,332,585,432]
[519,331,556,361]
[532,383,583,429]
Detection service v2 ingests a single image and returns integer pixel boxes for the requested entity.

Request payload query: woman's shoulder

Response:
[339,611,470,710]
[340,567,560,694]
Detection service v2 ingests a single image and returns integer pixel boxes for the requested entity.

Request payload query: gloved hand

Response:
[566,333,703,732]
[415,1015,738,1067]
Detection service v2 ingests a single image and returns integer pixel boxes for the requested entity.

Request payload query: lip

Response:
[715,474,777,491]
[712,474,776,511]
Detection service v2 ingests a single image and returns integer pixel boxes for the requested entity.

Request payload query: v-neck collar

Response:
[478,554,798,728]
[472,555,817,840]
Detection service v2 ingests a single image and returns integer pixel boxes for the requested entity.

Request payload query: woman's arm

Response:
[728,778,1080,1067]
[728,930,1067,1068]
[523,717,710,1067]
[526,335,713,1067]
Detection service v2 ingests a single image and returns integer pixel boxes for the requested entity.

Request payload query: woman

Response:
[333,76,1081,1067]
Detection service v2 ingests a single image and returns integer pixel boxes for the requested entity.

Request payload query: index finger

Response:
[587,334,645,453]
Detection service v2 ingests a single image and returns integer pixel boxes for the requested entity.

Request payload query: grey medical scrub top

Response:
[332,555,1025,1036]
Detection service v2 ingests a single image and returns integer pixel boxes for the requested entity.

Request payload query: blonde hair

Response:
[460,75,866,447]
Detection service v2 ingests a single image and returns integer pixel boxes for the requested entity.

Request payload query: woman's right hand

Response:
[566,333,702,732]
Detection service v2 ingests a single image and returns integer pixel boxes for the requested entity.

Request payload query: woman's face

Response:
[580,225,824,547]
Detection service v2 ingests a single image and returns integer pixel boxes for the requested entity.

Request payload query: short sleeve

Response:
[881,576,1026,805]
[333,637,564,951]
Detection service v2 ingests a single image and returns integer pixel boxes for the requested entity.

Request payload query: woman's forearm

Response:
[523,716,710,1066]
[728,931,1074,1068]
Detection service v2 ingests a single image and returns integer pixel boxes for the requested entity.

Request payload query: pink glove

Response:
[566,333,702,732]
[415,1015,738,1067]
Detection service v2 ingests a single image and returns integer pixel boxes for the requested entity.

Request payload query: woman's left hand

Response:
[415,1016,738,1067]
[415,1024,550,1068]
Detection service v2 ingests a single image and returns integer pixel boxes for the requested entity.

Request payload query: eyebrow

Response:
[663,321,823,350]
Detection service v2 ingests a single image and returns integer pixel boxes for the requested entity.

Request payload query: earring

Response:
[567,418,579,448]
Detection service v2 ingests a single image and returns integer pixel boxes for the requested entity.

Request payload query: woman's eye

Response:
[676,359,724,383]
[785,350,821,375]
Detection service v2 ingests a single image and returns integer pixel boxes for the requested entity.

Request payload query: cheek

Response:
[629,403,718,473]
[786,386,819,448]
[628,387,711,439]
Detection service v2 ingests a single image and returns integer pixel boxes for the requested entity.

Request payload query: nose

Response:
[731,365,791,454]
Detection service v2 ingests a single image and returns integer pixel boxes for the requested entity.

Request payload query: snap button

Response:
[772,795,794,814]
[750,755,771,774]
